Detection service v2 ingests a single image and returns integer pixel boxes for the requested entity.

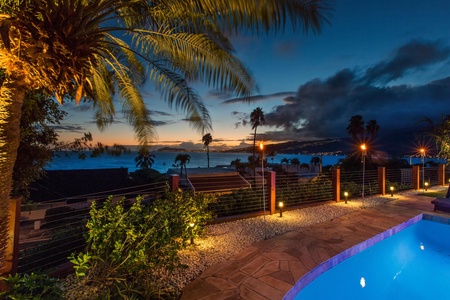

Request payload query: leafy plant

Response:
[68,189,215,298]
[0,272,64,300]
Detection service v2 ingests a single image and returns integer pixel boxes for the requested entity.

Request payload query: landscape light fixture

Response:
[424,182,429,191]
[279,201,284,217]
[390,186,394,197]
[189,222,195,244]
[361,144,367,205]
[344,191,349,204]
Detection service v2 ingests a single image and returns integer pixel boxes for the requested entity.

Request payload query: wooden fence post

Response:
[170,174,179,192]
[412,165,420,190]
[0,197,22,278]
[332,168,340,202]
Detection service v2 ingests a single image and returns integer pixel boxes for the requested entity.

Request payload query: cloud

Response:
[222,92,296,104]
[259,39,450,141]
[362,39,450,84]
[51,124,86,133]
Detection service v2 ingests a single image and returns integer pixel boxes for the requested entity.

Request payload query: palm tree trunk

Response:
[0,83,25,273]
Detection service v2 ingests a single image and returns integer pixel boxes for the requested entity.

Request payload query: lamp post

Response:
[390,186,394,197]
[361,144,367,205]
[260,142,266,221]
[344,191,348,204]
[420,148,425,192]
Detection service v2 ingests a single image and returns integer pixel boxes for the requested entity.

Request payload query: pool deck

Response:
[181,187,448,300]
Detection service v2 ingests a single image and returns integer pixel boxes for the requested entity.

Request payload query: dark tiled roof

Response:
[186,173,251,193]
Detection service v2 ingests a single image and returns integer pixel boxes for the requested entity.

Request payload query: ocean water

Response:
[47,151,346,174]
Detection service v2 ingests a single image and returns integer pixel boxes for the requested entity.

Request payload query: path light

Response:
[344,191,349,204]
[390,186,394,197]
[189,222,195,245]
[424,182,429,191]
[361,144,367,205]
[279,201,284,217]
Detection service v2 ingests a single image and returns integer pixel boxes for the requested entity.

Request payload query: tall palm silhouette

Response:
[175,154,191,177]
[202,133,213,168]
[230,158,244,172]
[268,151,277,165]
[347,115,365,140]
[250,107,265,159]
[291,157,301,172]
[366,120,380,141]
[0,0,330,268]
[134,147,155,170]
[310,156,321,165]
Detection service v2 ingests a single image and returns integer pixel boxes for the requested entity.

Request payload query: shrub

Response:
[68,189,215,298]
[0,272,64,300]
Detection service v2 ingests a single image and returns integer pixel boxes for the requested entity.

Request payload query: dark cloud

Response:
[363,39,450,84]
[51,124,86,133]
[222,92,296,104]
[149,110,173,117]
[259,40,450,141]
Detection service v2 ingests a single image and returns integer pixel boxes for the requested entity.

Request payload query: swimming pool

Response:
[284,214,450,299]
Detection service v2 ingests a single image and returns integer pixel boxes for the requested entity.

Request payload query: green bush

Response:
[68,189,215,298]
[212,188,262,217]
[0,272,64,300]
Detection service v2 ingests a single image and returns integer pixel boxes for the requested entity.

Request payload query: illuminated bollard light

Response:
[279,201,284,217]
[390,186,394,197]
[344,191,349,204]
[189,222,195,245]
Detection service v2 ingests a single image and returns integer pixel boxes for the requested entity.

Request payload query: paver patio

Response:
[181,187,447,300]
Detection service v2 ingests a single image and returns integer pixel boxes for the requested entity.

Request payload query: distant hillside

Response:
[156,147,189,152]
[222,132,430,156]
[223,139,353,155]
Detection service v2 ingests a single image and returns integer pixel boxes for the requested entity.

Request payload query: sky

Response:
[56,0,450,152]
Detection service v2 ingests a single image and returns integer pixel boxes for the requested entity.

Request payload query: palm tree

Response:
[366,120,380,141]
[281,158,290,164]
[268,151,277,165]
[230,158,244,172]
[250,108,265,159]
[134,147,155,170]
[310,156,322,172]
[202,133,213,168]
[347,115,365,140]
[290,157,301,172]
[310,156,321,165]
[0,0,330,270]
[175,154,191,177]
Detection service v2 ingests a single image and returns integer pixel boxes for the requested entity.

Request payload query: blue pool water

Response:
[286,214,450,300]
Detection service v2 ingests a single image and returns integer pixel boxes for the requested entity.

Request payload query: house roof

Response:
[187,173,251,193]
[167,167,251,193]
